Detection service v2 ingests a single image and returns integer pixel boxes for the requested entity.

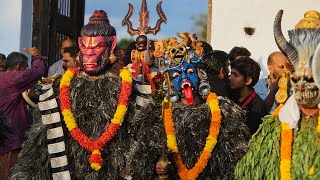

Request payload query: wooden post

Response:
[207,0,212,44]
[32,0,49,57]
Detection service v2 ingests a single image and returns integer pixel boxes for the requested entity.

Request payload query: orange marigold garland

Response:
[280,123,293,180]
[162,92,221,179]
[272,103,293,180]
[59,67,132,171]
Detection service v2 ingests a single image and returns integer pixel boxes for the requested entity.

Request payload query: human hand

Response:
[156,158,169,177]
[23,47,40,57]
[269,74,280,93]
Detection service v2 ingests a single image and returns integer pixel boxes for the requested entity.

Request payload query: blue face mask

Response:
[169,61,199,105]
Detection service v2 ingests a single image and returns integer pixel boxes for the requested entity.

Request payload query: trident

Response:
[122,0,167,36]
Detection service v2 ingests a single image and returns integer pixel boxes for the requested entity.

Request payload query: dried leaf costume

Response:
[127,34,250,179]
[9,10,134,180]
[235,10,320,180]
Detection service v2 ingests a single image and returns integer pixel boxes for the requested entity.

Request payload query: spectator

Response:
[254,51,289,113]
[62,46,80,69]
[0,53,5,72]
[200,50,230,97]
[229,46,251,62]
[0,48,46,178]
[48,38,76,77]
[229,57,266,135]
[27,46,80,105]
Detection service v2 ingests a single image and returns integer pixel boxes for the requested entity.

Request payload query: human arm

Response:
[13,48,46,94]
[263,77,279,113]
[127,103,173,179]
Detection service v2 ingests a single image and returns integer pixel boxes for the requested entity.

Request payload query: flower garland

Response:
[272,104,293,180]
[274,104,320,179]
[271,104,284,116]
[59,67,132,171]
[162,92,221,179]
[279,122,292,180]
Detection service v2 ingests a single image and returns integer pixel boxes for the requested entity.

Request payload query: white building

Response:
[0,0,32,58]
[0,0,84,66]
[209,0,319,77]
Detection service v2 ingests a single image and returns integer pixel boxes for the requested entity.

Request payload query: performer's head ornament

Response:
[78,10,117,76]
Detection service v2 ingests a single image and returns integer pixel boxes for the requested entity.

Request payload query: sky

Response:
[85,0,207,41]
[0,0,207,56]
[0,0,23,55]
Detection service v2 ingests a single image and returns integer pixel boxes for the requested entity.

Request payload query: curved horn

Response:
[162,38,170,49]
[273,10,298,64]
[176,32,190,46]
[22,91,38,109]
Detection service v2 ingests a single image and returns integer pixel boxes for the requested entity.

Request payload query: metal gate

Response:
[33,0,85,67]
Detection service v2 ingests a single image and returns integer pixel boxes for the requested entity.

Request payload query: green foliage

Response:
[235,115,281,180]
[191,13,207,41]
[118,38,134,49]
[236,115,320,180]
[291,116,319,179]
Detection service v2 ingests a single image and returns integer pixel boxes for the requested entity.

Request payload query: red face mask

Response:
[78,36,108,72]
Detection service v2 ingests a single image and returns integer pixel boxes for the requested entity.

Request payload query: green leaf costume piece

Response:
[235,114,320,179]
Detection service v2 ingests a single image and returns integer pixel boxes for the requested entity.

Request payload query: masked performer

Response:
[235,10,320,179]
[122,0,167,108]
[10,10,133,180]
[127,34,249,179]
[126,36,164,108]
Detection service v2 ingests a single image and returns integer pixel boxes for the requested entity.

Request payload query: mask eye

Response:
[79,42,85,48]
[291,76,299,83]
[186,69,194,73]
[305,77,314,82]
[172,72,180,78]
[171,49,176,54]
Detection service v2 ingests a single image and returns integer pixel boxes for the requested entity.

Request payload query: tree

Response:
[191,13,207,41]
[118,38,134,49]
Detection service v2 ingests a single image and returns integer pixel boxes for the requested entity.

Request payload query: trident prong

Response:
[122,0,167,36]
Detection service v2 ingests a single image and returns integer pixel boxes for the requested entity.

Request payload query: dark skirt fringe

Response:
[10,74,134,180]
[128,96,250,179]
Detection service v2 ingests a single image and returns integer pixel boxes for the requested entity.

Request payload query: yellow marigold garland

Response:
[272,103,293,180]
[162,92,221,179]
[274,104,320,179]
[59,67,132,171]
[271,104,284,116]
[280,122,292,180]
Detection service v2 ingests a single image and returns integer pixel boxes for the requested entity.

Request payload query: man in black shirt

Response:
[199,50,230,97]
[229,57,267,135]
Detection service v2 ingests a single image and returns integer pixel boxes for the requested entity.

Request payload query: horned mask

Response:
[274,10,320,108]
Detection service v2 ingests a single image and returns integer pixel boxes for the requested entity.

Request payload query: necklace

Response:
[59,67,132,171]
[162,92,222,180]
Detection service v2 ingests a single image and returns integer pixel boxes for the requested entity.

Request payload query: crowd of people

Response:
[0,8,319,180]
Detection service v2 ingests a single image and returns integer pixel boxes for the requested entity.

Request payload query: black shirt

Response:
[237,91,266,135]
[208,75,230,97]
